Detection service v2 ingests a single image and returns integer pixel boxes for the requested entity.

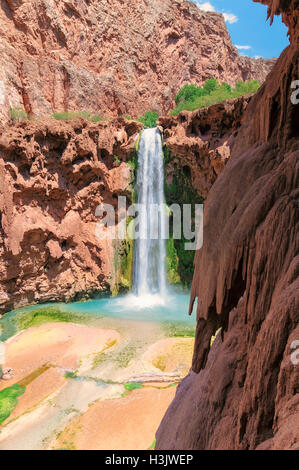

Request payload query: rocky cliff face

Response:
[0,0,275,123]
[159,95,250,198]
[156,0,299,450]
[0,93,249,313]
[0,118,142,314]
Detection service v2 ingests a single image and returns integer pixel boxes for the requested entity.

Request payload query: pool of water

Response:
[65,289,195,322]
[0,288,196,341]
[0,288,197,450]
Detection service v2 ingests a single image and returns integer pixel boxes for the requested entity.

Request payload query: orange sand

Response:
[53,386,177,450]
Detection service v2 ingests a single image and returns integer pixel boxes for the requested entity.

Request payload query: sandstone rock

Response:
[156,0,299,450]
[159,96,250,197]
[0,117,143,314]
[0,0,275,124]
[46,240,63,260]
[1,367,15,380]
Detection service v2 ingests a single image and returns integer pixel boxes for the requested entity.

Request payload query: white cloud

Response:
[195,2,238,24]
[223,13,238,24]
[196,2,215,12]
[235,45,252,50]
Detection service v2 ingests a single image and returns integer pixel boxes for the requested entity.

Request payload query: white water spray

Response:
[132,128,168,303]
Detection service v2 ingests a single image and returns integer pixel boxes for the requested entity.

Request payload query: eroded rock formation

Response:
[156,0,299,450]
[159,96,250,197]
[0,97,253,314]
[0,0,275,123]
[0,118,142,314]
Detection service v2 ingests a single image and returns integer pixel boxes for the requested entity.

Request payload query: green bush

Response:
[175,84,205,104]
[124,382,143,392]
[137,111,158,128]
[234,79,261,94]
[51,111,106,122]
[0,384,26,425]
[170,79,261,115]
[9,108,28,122]
[203,78,218,94]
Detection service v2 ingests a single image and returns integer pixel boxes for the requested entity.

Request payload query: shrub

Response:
[203,78,218,94]
[234,79,261,94]
[170,79,261,115]
[124,382,143,391]
[9,108,28,122]
[175,84,205,104]
[220,82,232,93]
[137,111,158,128]
[51,111,106,122]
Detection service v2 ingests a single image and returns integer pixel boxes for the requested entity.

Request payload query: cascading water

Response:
[132,128,167,301]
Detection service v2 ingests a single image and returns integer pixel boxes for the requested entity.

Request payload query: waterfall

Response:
[133,128,167,299]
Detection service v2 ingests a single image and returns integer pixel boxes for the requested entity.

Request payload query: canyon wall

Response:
[161,96,251,286]
[0,0,275,123]
[0,91,249,314]
[156,0,299,450]
[0,118,142,314]
[159,95,250,198]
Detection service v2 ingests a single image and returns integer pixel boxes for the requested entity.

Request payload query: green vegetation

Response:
[166,237,181,285]
[119,237,134,291]
[0,384,26,425]
[137,111,158,128]
[127,150,139,178]
[152,356,167,372]
[148,439,156,450]
[162,321,195,338]
[124,382,143,392]
[0,305,99,342]
[51,111,107,122]
[112,145,139,296]
[92,343,137,369]
[15,306,94,332]
[135,132,142,153]
[9,108,28,122]
[113,217,135,296]
[164,148,204,286]
[65,371,77,379]
[171,79,261,115]
[92,339,118,369]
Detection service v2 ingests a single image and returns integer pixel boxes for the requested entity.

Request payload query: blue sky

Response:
[191,1,289,58]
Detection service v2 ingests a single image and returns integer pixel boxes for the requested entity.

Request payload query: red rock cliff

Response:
[156,0,299,450]
[0,0,275,123]
[0,118,142,313]
[159,95,251,198]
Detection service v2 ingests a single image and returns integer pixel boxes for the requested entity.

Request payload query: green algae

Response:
[124,382,143,392]
[0,384,26,425]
